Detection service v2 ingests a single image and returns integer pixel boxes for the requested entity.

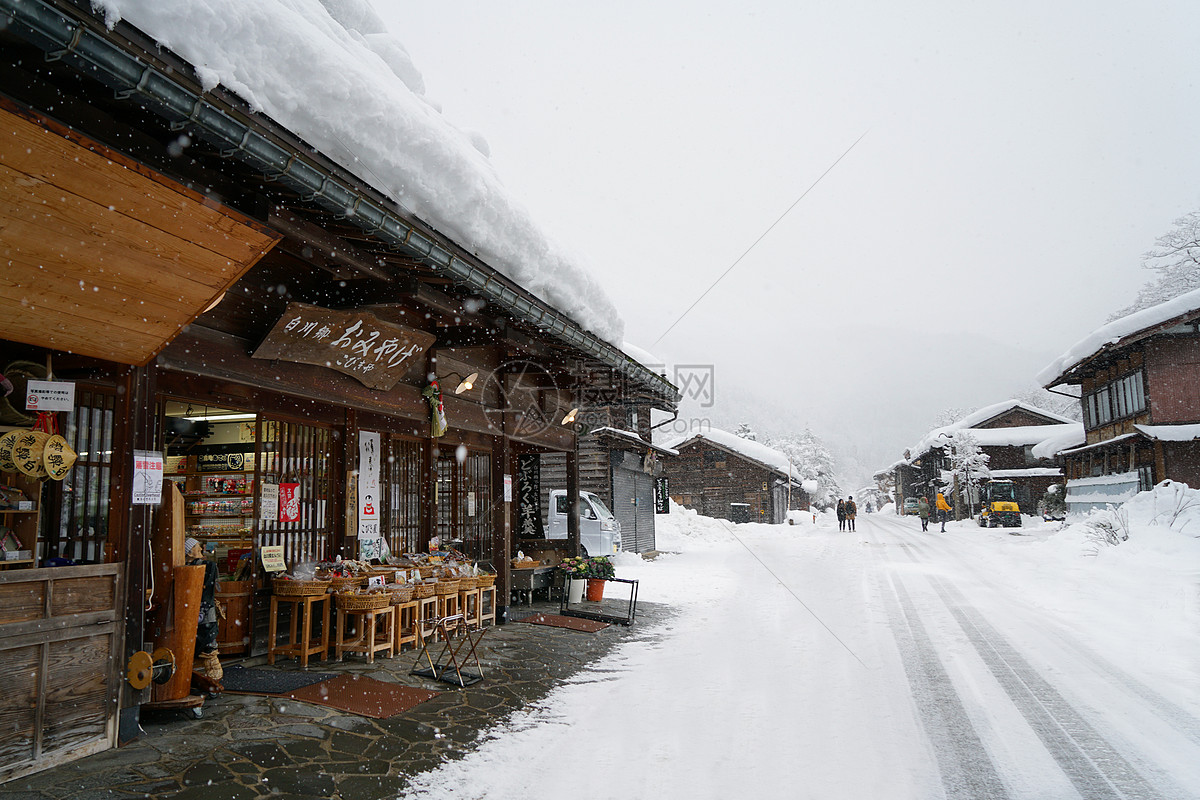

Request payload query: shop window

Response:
[46,387,115,563]
[386,437,422,555]
[435,447,493,563]
[1138,465,1154,492]
[259,418,334,566]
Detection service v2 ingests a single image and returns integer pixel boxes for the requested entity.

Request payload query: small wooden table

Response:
[335,603,395,663]
[268,592,330,668]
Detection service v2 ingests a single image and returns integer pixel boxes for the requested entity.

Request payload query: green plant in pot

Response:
[583,556,614,601]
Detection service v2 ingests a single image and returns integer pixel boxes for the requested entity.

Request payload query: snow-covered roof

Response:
[1030,426,1087,460]
[1038,287,1200,387]
[1059,432,1140,456]
[989,468,1063,479]
[589,427,678,456]
[666,428,801,481]
[95,0,624,344]
[1133,423,1200,442]
[906,400,1078,458]
[620,342,665,372]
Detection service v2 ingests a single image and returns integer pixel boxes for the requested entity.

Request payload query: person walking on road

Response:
[936,491,952,532]
[845,496,857,532]
[918,496,930,531]
[836,498,846,531]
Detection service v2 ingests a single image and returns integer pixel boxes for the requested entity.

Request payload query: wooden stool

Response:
[478,585,497,627]
[459,586,482,627]
[436,590,459,621]
[393,599,419,653]
[416,594,439,643]
[335,603,395,663]
[268,592,330,668]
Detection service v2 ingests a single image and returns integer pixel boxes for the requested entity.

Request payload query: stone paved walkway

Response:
[2,601,670,800]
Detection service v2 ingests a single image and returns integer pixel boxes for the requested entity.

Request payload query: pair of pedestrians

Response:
[837,496,857,531]
[917,493,952,532]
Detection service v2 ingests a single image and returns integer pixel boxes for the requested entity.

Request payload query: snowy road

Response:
[401,509,1200,800]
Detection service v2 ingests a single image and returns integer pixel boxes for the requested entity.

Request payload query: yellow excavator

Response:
[978,479,1022,528]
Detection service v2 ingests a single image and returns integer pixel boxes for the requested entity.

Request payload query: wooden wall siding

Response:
[1163,441,1200,489]
[0,102,280,366]
[1145,337,1200,424]
[0,564,122,783]
[974,408,1064,429]
[664,443,777,523]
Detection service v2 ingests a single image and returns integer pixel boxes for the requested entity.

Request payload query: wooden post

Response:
[566,441,581,557]
[121,363,156,738]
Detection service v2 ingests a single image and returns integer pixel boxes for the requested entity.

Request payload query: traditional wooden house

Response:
[1038,288,1200,511]
[894,400,1082,515]
[662,428,806,524]
[0,0,677,781]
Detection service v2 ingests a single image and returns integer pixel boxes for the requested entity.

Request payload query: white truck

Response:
[546,489,622,555]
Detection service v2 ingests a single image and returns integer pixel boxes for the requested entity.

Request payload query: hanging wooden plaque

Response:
[252,302,436,390]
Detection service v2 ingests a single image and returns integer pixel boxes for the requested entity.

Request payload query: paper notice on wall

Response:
[358,431,381,541]
[260,483,279,521]
[503,474,513,503]
[467,491,476,518]
[260,545,286,573]
[132,450,164,505]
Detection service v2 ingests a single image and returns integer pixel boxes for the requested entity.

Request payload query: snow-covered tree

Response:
[768,429,841,508]
[931,406,975,430]
[1110,210,1200,320]
[947,431,989,518]
[735,422,757,441]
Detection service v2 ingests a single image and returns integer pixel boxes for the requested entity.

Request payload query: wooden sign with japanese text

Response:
[252,302,435,391]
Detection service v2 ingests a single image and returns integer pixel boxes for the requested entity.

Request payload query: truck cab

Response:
[979,479,1022,528]
[546,490,622,555]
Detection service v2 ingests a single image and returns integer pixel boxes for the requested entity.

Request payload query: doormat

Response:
[282,674,439,719]
[221,665,338,696]
[513,613,609,632]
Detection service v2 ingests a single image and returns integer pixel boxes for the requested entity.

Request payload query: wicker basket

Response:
[413,582,436,599]
[434,578,461,596]
[329,575,365,591]
[335,591,391,611]
[511,559,538,570]
[417,565,437,579]
[475,573,497,588]
[273,579,329,596]
[388,584,415,604]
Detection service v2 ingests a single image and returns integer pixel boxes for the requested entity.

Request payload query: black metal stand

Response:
[559,577,639,626]
[410,614,487,688]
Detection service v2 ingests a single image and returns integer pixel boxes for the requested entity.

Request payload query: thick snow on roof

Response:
[1134,423,1200,442]
[620,342,666,371]
[94,0,624,343]
[666,428,800,479]
[1030,426,1087,460]
[1038,287,1200,386]
[989,467,1063,479]
[590,427,678,456]
[907,399,1077,457]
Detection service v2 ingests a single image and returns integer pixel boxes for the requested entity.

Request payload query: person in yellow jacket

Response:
[935,492,952,532]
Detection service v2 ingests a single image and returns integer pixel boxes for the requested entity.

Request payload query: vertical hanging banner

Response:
[654,476,670,514]
[517,453,544,538]
[358,431,381,542]
[279,482,300,523]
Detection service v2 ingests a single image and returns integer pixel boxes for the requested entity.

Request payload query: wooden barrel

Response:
[216,580,253,654]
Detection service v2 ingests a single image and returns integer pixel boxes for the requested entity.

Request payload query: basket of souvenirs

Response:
[328,575,365,591]
[475,571,497,588]
[272,578,329,597]
[334,590,391,612]
[413,581,437,599]
[388,584,415,604]
[511,557,538,570]
[434,577,461,596]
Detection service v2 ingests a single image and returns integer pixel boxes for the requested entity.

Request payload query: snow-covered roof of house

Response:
[1030,426,1087,460]
[905,400,1077,458]
[93,0,623,344]
[620,342,666,372]
[1133,423,1200,442]
[989,467,1064,479]
[1038,287,1200,387]
[665,428,802,482]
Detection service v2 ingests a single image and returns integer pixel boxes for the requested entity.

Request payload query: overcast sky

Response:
[380,1,1200,481]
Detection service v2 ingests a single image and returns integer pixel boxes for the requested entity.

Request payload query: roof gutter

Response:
[2,0,679,406]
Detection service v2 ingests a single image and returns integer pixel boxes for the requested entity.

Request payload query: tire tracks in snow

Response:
[866,524,1012,799]
[897,524,1200,751]
[886,525,1171,799]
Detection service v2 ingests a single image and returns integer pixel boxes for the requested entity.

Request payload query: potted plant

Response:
[583,556,614,602]
[557,556,590,603]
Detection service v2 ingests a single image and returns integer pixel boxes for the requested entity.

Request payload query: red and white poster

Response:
[357,431,381,542]
[279,482,300,523]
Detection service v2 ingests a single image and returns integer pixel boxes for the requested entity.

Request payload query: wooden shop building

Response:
[0,0,678,782]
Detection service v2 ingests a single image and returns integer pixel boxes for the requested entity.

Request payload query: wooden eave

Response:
[0,97,280,366]
[1047,311,1200,387]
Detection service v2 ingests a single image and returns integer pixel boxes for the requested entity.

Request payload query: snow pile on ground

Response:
[92,0,624,343]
